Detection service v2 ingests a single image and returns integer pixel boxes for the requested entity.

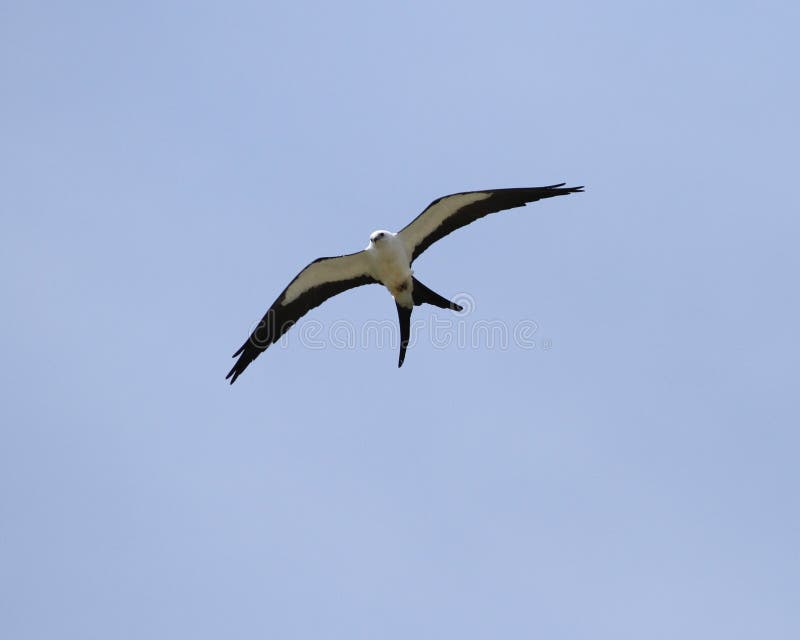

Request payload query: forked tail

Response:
[396,303,412,368]
[411,278,463,311]
[396,279,463,367]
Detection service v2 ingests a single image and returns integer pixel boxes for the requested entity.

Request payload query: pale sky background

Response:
[2,1,799,638]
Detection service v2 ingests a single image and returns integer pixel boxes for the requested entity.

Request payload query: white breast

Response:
[367,232,412,291]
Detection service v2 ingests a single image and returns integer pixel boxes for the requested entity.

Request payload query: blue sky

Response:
[2,1,799,638]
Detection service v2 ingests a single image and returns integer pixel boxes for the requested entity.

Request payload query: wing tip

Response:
[226,362,243,384]
[544,182,584,193]
[226,341,259,384]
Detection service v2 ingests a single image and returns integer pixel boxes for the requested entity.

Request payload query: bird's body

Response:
[227,183,583,383]
[366,231,414,305]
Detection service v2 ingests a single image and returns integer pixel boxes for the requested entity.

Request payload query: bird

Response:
[226,183,583,383]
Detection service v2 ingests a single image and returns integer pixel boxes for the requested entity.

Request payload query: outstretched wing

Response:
[227,251,377,383]
[398,184,584,262]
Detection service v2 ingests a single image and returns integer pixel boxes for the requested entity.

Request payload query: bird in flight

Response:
[226,183,583,383]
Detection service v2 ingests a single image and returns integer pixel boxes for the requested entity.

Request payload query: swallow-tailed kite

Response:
[226,183,583,383]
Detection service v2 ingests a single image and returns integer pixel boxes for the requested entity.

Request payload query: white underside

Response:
[366,231,414,306]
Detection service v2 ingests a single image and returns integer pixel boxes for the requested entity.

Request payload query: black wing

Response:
[227,251,377,383]
[399,184,584,262]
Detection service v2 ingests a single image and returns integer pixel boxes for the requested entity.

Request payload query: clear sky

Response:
[2,1,799,638]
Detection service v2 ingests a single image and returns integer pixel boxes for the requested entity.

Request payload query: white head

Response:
[369,230,392,245]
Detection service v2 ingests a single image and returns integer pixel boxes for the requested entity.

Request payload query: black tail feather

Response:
[411,278,463,311]
[396,303,412,368]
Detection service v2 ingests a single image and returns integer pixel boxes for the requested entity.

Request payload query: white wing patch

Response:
[399,191,491,257]
[282,251,372,305]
